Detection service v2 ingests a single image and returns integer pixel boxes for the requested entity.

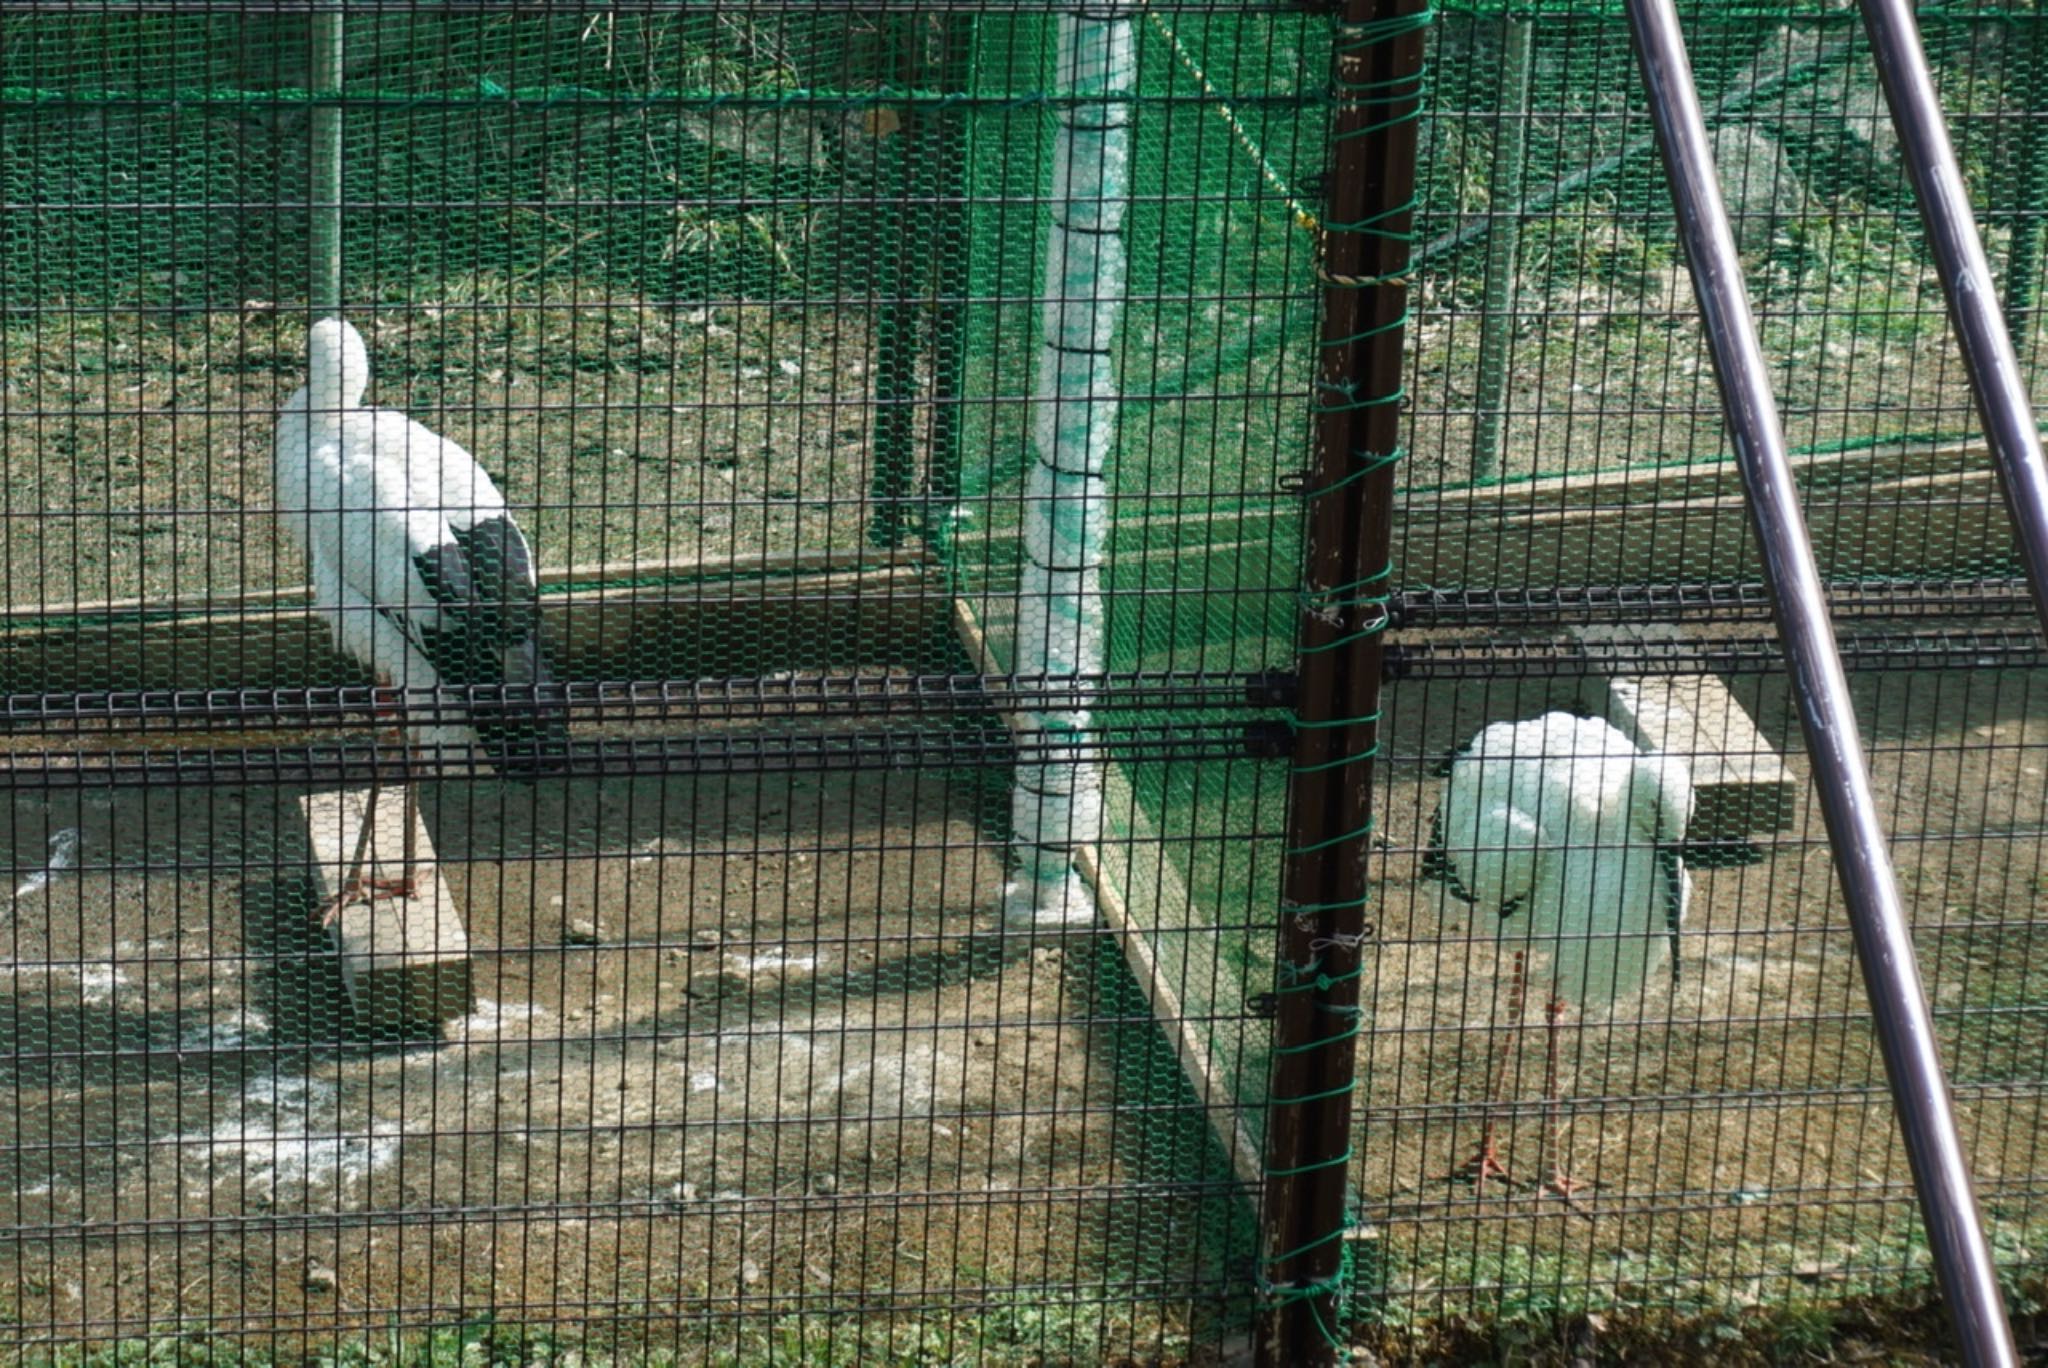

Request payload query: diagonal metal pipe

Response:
[1623,3,2017,1364]
[1857,0,2048,644]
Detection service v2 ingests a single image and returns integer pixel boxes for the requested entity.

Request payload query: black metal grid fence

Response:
[0,2,2043,1364]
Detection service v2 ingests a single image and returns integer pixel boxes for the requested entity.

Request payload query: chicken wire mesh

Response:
[0,0,2045,1363]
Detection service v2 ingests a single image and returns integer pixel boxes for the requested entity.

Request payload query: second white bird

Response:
[1432,710,1695,1196]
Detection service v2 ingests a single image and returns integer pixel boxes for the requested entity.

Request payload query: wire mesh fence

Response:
[1,2,1305,1361]
[0,0,2044,1363]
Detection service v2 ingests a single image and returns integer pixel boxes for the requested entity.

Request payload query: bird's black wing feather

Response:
[1427,743,1469,779]
[410,514,566,775]
[1421,804,1480,907]
[1659,847,1685,987]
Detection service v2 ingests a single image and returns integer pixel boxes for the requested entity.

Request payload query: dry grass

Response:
[0,295,902,611]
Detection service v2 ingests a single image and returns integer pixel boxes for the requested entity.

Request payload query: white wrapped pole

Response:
[309,3,344,312]
[1006,8,1133,927]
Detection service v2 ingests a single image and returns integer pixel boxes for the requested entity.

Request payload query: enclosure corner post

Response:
[1257,2,1428,1365]
[309,0,345,314]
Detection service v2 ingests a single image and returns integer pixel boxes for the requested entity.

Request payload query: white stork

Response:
[275,317,564,921]
[1429,710,1694,1197]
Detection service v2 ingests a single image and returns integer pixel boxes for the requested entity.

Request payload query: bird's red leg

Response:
[1539,994,1589,1201]
[315,873,416,929]
[1447,946,1526,1193]
[313,674,416,931]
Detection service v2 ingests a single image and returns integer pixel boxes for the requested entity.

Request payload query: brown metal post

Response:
[1257,2,1428,1365]
[923,16,976,553]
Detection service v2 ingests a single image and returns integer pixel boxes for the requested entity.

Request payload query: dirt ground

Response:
[7,656,2041,1354]
[0,764,1228,1358]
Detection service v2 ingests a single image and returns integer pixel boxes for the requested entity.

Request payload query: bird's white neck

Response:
[305,316,371,419]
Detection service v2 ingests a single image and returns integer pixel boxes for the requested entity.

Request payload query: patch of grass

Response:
[13,1297,1192,1368]
[0,287,890,611]
[1356,1281,2048,1368]
[1356,1211,2048,1338]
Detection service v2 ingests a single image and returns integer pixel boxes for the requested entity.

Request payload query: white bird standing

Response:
[275,317,565,923]
[1428,711,1694,1197]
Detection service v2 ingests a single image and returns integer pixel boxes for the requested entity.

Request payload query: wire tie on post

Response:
[1256,1204,1369,1348]
[1297,447,1405,502]
[1275,960,1363,997]
[1324,313,1410,347]
[1264,1144,1354,1179]
[1282,894,1372,920]
[1299,562,1394,614]
[1284,818,1374,858]
[1288,711,1381,730]
[1296,613,1391,655]
[1267,1078,1358,1108]
[1291,744,1380,775]
[1313,262,1414,290]
[1321,200,1418,243]
[1308,376,1407,413]
[1277,953,1324,984]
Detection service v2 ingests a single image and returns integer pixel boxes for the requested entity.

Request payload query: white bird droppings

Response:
[14,828,81,900]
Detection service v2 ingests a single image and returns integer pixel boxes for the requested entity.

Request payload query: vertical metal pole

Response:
[924,16,977,554]
[1857,0,2048,647]
[309,3,344,314]
[1625,5,2017,1365]
[867,19,918,549]
[1471,16,1533,484]
[1258,1,1426,1364]
[2001,18,2048,329]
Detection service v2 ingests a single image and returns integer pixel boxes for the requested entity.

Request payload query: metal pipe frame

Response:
[1623,2,2018,1364]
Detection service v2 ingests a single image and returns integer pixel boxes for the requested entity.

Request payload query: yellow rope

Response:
[1140,5,1321,234]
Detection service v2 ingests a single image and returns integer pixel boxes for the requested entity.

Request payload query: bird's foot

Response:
[1541,1167,1591,1203]
[315,876,417,929]
[1445,1133,1516,1193]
